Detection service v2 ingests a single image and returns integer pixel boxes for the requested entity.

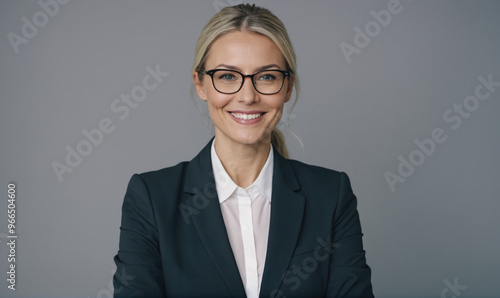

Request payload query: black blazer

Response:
[113,138,373,297]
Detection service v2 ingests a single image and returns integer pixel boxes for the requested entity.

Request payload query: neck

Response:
[213,134,271,189]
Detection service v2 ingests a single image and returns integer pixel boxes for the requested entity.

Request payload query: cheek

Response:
[206,93,231,113]
[269,96,287,112]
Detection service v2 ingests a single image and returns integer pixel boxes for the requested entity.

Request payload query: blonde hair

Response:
[192,3,301,158]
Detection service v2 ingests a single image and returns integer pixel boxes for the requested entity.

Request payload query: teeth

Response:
[231,113,263,120]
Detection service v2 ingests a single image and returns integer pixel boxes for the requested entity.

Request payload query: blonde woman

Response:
[114,4,373,297]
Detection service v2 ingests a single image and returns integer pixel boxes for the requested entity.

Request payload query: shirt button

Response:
[243,225,249,230]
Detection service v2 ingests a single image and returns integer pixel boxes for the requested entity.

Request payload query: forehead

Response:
[206,31,286,70]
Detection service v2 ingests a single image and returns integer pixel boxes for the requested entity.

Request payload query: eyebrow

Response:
[213,63,283,72]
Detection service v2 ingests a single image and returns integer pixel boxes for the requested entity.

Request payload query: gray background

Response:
[1,0,499,297]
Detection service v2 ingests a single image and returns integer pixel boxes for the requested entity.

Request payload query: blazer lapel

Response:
[183,138,246,297]
[183,138,305,297]
[259,146,306,297]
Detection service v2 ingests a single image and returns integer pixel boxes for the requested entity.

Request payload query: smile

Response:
[230,112,264,120]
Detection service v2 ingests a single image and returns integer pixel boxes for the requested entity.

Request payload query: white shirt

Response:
[211,140,273,298]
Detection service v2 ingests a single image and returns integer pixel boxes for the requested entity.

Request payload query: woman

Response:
[113,4,373,297]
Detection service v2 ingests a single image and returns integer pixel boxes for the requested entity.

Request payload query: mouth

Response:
[229,112,266,120]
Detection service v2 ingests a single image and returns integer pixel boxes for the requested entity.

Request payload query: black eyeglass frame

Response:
[204,68,291,95]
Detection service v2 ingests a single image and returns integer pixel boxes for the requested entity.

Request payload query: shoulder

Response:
[282,157,355,208]
[125,139,213,198]
[125,161,191,196]
[286,157,347,185]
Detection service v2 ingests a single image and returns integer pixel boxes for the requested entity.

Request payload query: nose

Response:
[237,76,259,104]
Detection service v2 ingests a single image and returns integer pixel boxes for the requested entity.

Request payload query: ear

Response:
[284,75,295,103]
[193,71,208,101]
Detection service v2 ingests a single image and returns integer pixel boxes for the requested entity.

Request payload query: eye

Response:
[217,72,238,81]
[257,72,277,81]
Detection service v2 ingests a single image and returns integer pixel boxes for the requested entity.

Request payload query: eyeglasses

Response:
[204,69,290,95]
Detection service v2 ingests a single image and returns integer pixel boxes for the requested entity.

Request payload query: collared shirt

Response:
[211,139,273,298]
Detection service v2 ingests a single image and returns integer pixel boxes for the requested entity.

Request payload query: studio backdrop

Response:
[0,1,499,297]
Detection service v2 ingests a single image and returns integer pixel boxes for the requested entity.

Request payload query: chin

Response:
[232,132,270,146]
